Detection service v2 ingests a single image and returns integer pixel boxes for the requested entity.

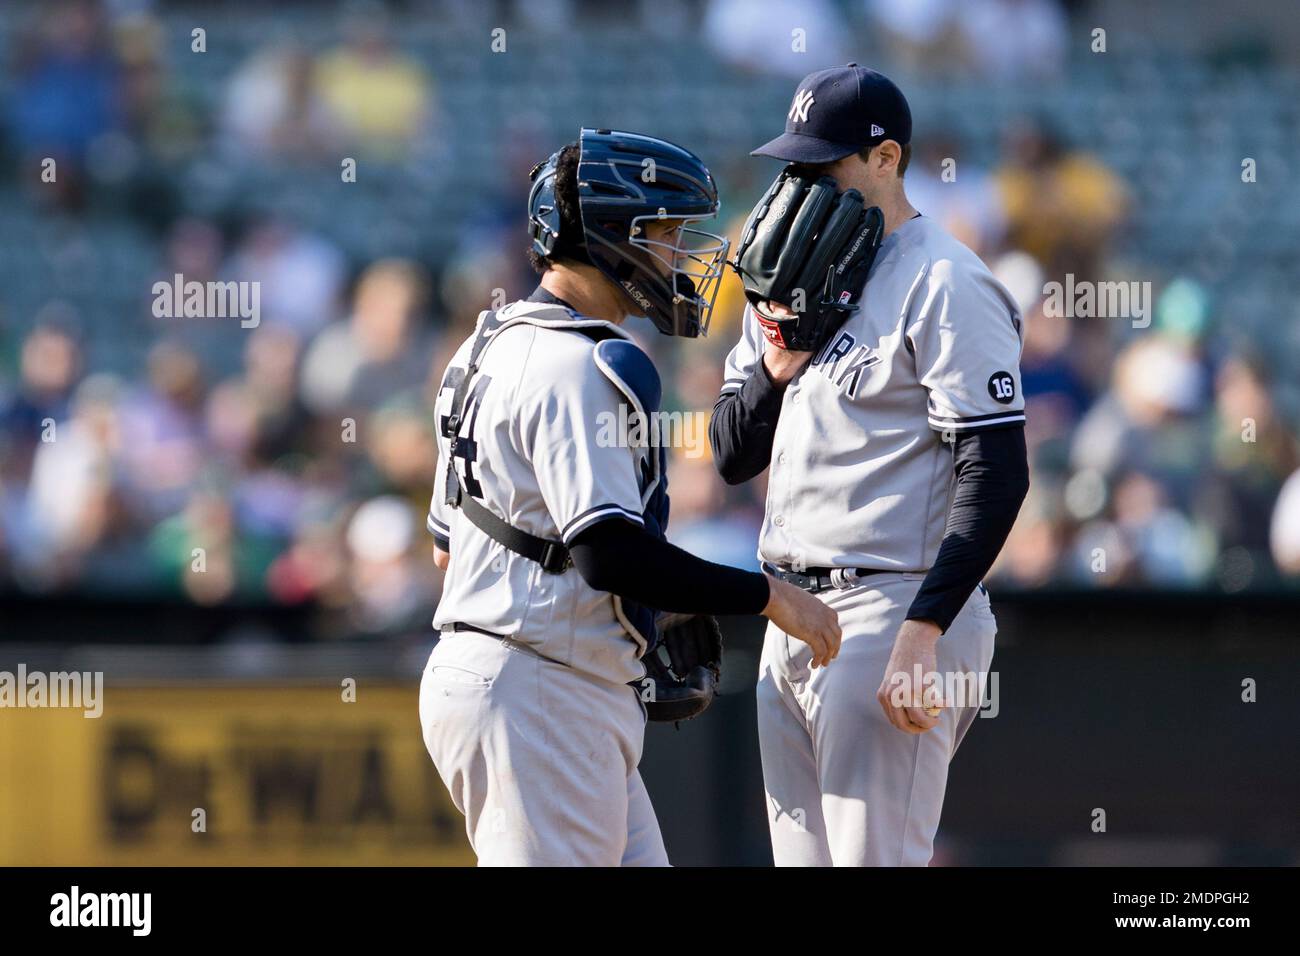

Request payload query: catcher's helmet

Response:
[527,128,730,337]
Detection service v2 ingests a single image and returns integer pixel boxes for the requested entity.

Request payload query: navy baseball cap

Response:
[752,64,912,164]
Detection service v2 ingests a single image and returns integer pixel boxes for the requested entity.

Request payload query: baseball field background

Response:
[1,0,1298,865]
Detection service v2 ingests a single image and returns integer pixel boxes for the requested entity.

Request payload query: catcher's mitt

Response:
[732,165,885,352]
[639,613,723,723]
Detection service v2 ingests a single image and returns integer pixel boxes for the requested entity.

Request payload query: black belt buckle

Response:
[539,541,572,574]
[797,570,830,593]
[764,562,828,594]
[765,562,875,593]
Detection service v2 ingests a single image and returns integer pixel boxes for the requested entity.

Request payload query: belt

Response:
[439,622,570,668]
[762,562,885,594]
[440,621,506,639]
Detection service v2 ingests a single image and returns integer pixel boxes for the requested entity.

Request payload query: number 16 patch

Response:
[987,371,1016,404]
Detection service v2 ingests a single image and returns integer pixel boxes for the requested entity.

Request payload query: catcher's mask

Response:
[528,128,730,338]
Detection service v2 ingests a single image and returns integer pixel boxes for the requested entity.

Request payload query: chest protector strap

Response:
[440,307,622,575]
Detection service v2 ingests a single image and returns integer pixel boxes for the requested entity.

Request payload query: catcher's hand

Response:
[732,165,884,352]
[640,613,723,723]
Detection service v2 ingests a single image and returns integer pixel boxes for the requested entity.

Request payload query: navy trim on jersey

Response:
[927,409,1025,423]
[560,503,645,545]
[927,410,1026,431]
[427,513,451,549]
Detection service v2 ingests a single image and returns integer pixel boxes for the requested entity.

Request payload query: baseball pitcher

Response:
[421,129,840,867]
[711,66,1031,866]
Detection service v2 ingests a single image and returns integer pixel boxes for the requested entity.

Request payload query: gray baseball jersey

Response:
[421,299,671,866]
[427,300,658,687]
[721,214,1025,572]
[720,213,1021,866]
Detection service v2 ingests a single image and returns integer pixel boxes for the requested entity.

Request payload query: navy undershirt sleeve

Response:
[570,518,770,616]
[709,359,787,485]
[906,425,1030,632]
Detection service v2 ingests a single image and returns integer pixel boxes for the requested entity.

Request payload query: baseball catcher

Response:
[419,128,840,867]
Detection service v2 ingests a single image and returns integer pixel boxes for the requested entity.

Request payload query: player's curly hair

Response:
[527,142,591,274]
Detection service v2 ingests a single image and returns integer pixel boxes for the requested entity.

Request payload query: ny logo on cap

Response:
[789,89,815,124]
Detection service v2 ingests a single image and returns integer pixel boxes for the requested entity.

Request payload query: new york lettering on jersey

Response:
[721,215,1025,573]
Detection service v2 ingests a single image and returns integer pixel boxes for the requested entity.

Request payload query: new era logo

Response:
[871,124,884,137]
[789,89,815,124]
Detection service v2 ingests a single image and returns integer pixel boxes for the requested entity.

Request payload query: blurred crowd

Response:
[1,0,1298,640]
[707,0,1072,81]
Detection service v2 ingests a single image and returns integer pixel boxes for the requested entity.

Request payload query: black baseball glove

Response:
[732,165,885,352]
[640,613,723,723]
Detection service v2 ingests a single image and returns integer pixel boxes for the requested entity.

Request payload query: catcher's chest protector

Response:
[441,306,670,652]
